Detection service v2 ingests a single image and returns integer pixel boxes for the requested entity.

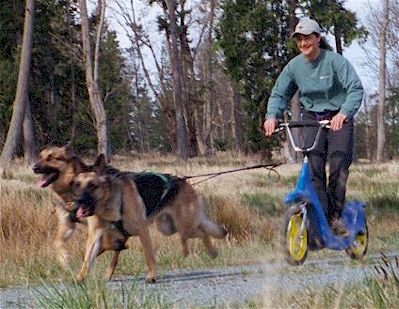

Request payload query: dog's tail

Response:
[199,198,228,239]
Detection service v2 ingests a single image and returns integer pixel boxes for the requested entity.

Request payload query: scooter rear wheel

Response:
[281,204,308,265]
[345,222,368,260]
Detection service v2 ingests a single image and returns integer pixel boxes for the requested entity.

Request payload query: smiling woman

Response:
[291,19,322,60]
[263,18,364,237]
[294,33,320,60]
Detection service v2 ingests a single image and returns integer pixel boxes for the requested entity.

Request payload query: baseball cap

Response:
[291,18,321,38]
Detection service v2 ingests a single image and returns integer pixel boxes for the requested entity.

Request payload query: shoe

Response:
[331,218,350,237]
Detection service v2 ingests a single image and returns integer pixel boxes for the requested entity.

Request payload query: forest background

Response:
[0,0,397,165]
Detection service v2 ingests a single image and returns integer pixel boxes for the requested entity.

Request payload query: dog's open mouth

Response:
[76,206,94,219]
[32,165,60,187]
[75,193,96,219]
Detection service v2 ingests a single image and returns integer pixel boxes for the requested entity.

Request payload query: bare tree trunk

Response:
[0,0,35,168]
[165,0,189,160]
[94,0,105,84]
[23,99,36,164]
[334,29,343,55]
[204,0,217,155]
[230,83,245,153]
[117,0,178,151]
[376,0,388,162]
[180,38,198,157]
[79,0,109,159]
[363,96,371,160]
[178,0,198,157]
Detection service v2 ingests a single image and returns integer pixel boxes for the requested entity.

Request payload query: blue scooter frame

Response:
[279,121,368,265]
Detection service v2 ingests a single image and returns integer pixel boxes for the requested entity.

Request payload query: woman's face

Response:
[294,33,321,60]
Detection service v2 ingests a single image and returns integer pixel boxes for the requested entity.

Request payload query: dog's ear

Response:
[93,154,107,174]
[94,154,107,166]
[63,143,76,159]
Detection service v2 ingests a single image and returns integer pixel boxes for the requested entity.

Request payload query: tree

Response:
[23,98,36,164]
[217,0,291,154]
[164,0,189,160]
[376,0,388,161]
[0,0,35,167]
[114,0,178,151]
[385,88,399,158]
[301,0,367,54]
[78,0,109,159]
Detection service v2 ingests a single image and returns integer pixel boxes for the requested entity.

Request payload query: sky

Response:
[343,0,380,92]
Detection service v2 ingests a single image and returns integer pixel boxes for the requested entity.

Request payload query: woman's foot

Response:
[331,218,349,237]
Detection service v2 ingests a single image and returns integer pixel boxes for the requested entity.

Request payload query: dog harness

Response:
[133,171,181,216]
[113,171,182,237]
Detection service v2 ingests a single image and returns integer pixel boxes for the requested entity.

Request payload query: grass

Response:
[33,278,171,308]
[1,153,399,306]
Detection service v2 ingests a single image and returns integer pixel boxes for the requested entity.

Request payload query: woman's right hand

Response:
[263,118,277,137]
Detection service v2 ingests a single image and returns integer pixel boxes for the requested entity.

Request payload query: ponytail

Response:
[318,36,333,51]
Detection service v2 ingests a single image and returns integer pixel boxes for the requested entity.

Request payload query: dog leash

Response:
[181,162,282,186]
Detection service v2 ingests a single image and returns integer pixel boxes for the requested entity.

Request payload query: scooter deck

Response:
[284,160,367,251]
[306,200,367,251]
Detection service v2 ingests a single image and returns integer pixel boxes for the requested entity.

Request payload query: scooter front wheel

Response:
[345,222,368,260]
[281,204,308,265]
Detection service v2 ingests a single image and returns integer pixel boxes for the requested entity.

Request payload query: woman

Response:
[263,18,363,236]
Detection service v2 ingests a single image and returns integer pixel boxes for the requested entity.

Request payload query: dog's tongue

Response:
[76,207,84,219]
[36,173,57,188]
[36,176,50,188]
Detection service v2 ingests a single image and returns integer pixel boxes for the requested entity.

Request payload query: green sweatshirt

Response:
[266,49,364,119]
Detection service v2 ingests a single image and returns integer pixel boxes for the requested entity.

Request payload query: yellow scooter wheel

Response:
[346,223,368,260]
[281,204,308,265]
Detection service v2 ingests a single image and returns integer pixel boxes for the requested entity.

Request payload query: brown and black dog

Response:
[32,145,124,280]
[72,155,227,282]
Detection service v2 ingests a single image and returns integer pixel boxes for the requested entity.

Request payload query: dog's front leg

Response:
[106,251,120,281]
[54,207,76,268]
[180,237,189,257]
[138,226,157,283]
[76,221,104,283]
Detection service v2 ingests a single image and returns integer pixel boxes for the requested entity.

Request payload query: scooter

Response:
[277,120,368,265]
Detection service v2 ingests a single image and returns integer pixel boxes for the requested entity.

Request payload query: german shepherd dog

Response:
[32,145,123,279]
[72,155,227,283]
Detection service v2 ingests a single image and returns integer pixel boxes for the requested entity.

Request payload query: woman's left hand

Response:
[330,112,347,131]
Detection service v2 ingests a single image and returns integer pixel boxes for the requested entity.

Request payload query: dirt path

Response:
[1,252,397,308]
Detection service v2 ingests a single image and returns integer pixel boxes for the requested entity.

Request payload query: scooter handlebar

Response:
[282,120,330,128]
[273,120,330,152]
[274,120,330,133]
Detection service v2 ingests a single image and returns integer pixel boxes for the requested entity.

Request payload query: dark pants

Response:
[301,110,354,223]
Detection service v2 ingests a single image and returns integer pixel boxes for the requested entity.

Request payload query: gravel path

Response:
[1,252,397,308]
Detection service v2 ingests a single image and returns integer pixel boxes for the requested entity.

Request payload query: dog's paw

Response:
[75,275,85,285]
[145,277,157,284]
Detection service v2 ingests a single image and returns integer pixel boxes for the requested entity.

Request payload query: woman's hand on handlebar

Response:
[330,112,347,131]
[263,118,277,137]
